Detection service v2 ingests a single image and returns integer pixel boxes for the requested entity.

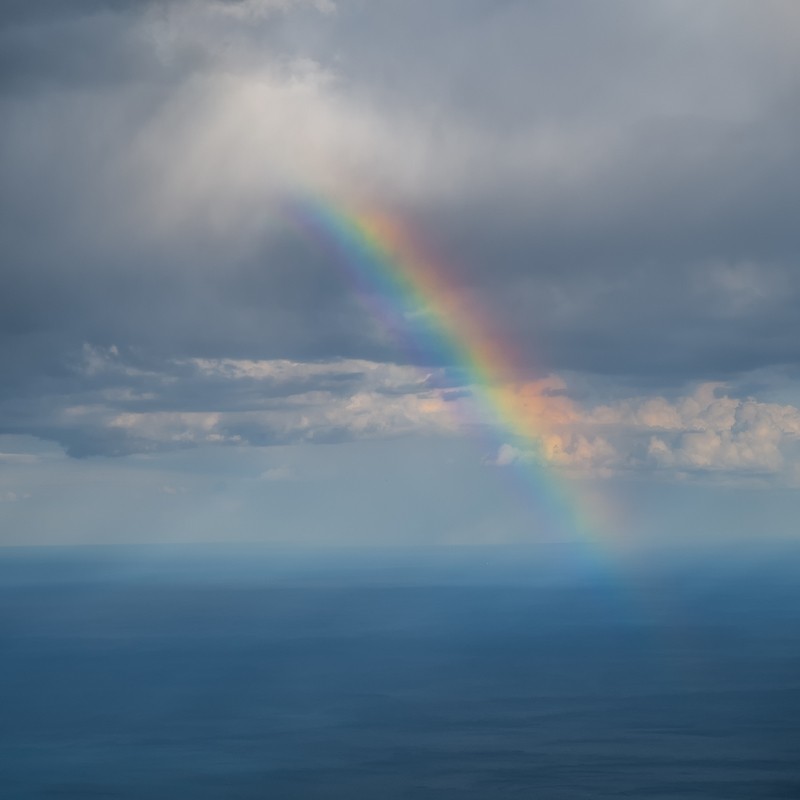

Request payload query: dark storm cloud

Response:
[312,0,800,379]
[2,0,800,454]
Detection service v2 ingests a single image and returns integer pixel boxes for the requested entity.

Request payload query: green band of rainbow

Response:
[286,195,607,546]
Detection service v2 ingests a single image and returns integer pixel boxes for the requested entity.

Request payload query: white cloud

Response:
[208,0,336,20]
[187,357,432,392]
[126,56,437,237]
[590,383,800,480]
[70,352,457,451]
[488,443,525,467]
[260,466,295,481]
[107,410,237,446]
[0,491,31,503]
[99,390,453,447]
[486,434,617,474]
[32,344,800,485]
[485,382,800,483]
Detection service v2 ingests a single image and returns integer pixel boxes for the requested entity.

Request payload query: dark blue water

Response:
[1,545,799,798]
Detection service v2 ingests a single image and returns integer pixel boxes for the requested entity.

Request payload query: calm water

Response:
[1,545,799,798]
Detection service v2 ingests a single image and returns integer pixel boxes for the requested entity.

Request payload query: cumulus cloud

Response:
[587,383,800,480]
[484,382,800,484]
[8,336,800,488]
[486,434,617,475]
[3,346,460,456]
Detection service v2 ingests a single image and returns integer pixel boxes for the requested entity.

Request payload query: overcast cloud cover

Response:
[2,0,800,545]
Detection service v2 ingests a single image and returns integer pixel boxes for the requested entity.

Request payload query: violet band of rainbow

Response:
[284,196,607,546]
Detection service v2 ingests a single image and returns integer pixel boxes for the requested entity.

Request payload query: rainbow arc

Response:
[287,196,611,546]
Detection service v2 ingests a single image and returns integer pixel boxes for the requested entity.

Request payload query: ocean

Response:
[1,544,799,798]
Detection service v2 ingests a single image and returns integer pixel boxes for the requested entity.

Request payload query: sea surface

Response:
[1,544,799,799]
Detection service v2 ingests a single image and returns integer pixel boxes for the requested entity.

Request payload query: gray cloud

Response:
[0,346,460,456]
[2,0,800,458]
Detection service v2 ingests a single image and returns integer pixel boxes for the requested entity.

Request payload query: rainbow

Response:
[286,195,609,546]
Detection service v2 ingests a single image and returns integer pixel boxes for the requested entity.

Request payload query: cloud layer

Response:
[5,341,800,487]
[2,0,800,495]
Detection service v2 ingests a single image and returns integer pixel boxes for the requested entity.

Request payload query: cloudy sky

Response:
[2,0,800,548]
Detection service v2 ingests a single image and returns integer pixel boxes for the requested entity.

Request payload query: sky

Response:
[2,0,800,549]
